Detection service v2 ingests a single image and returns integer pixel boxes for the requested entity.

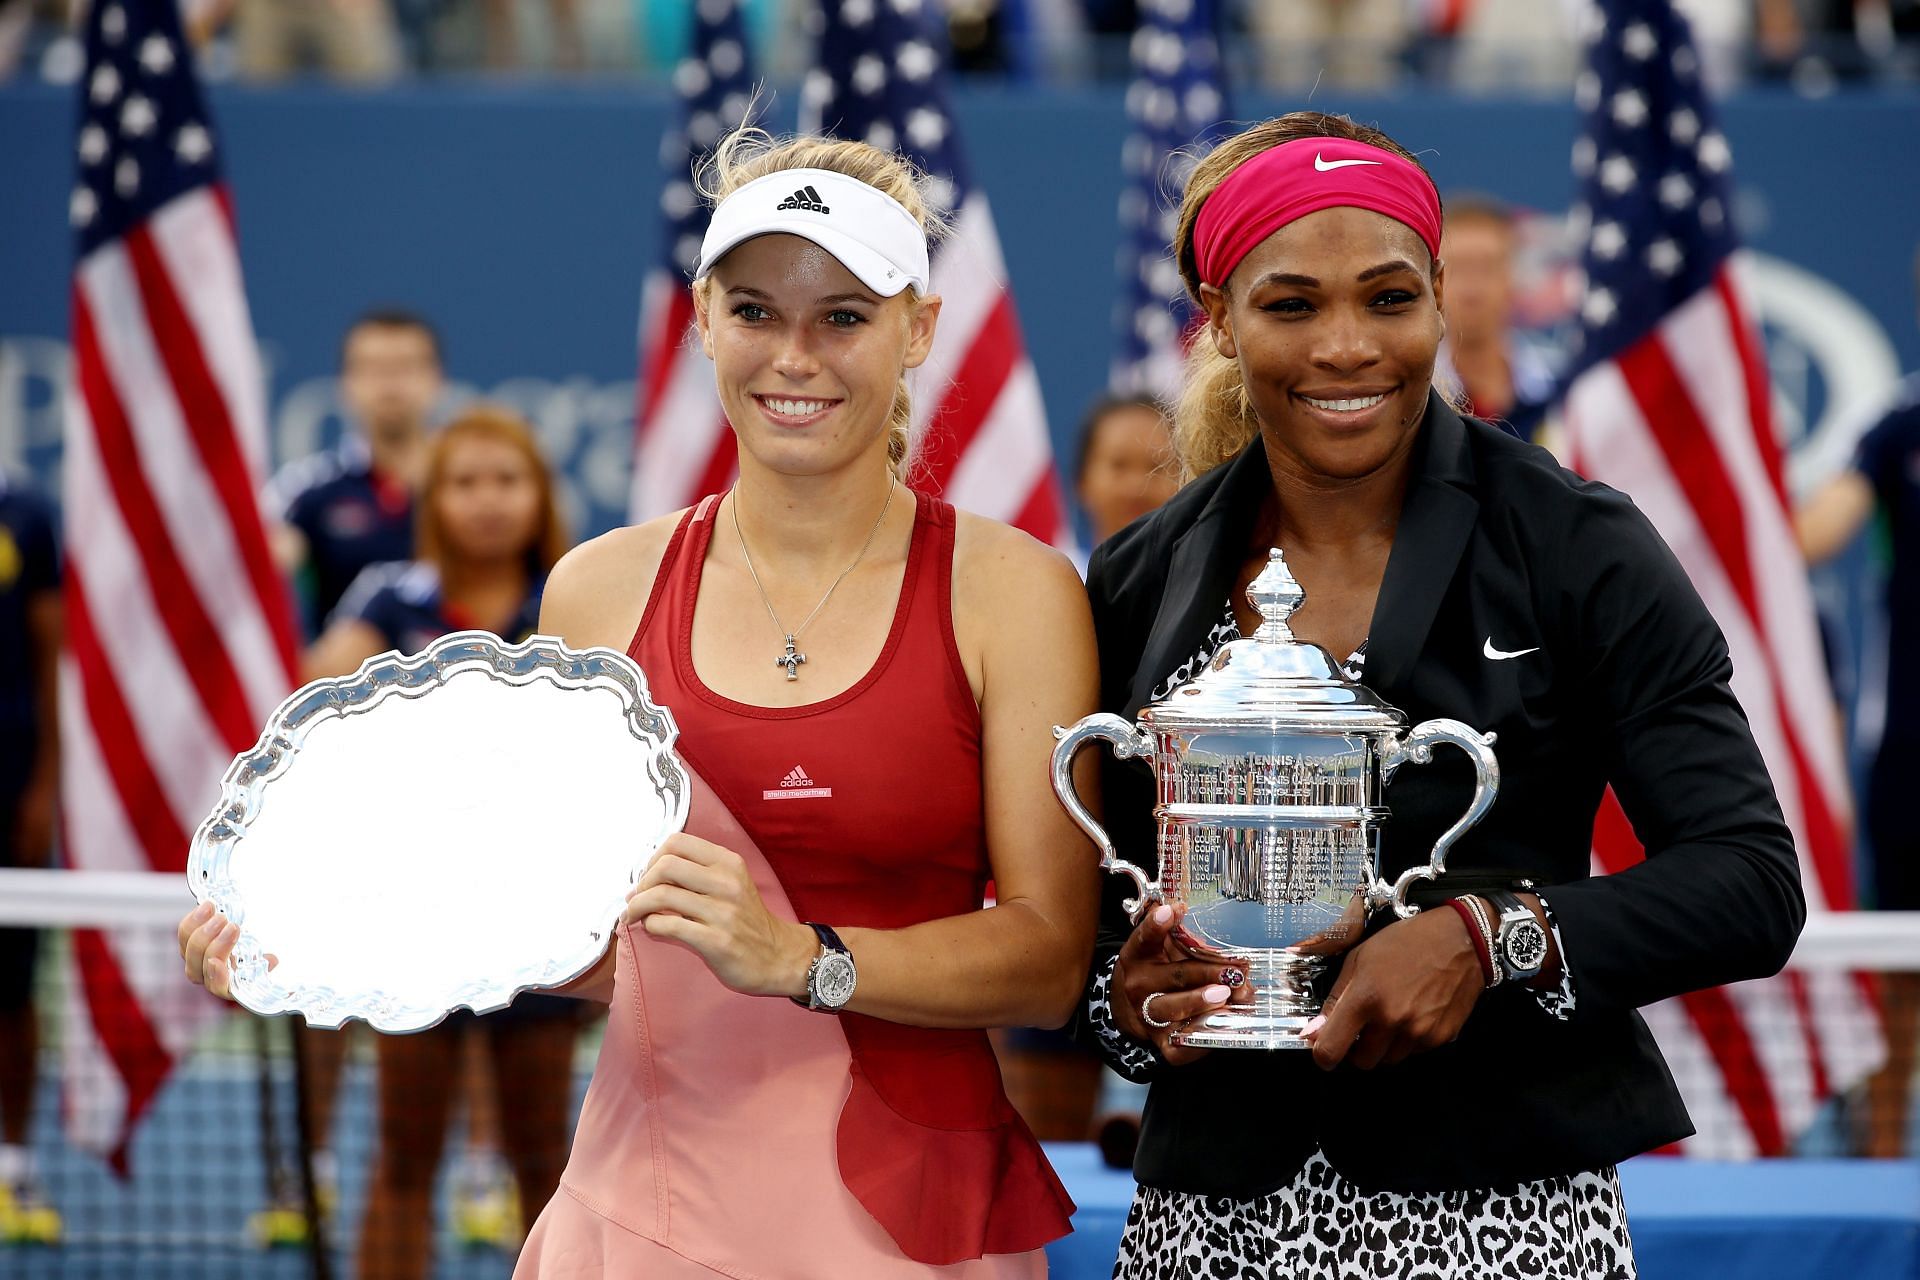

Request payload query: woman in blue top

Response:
[307,406,575,1279]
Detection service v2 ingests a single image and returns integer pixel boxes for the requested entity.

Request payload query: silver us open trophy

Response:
[1053,549,1500,1050]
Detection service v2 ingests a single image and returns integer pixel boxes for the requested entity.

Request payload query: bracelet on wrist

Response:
[1445,896,1502,989]
[1465,895,1507,987]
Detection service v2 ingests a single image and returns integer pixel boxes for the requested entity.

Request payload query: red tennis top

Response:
[626,493,1074,1264]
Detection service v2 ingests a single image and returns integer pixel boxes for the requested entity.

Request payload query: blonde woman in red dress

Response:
[185,128,1099,1277]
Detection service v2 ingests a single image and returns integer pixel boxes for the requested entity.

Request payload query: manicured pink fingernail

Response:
[1202,985,1230,1003]
[1152,906,1173,925]
[1302,1015,1327,1038]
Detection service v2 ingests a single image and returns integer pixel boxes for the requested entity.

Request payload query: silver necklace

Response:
[732,478,896,681]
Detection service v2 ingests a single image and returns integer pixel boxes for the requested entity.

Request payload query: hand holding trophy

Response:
[1053,548,1500,1052]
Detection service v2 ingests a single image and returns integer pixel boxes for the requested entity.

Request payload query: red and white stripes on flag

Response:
[627,0,750,525]
[629,274,733,524]
[905,196,1069,547]
[797,0,1071,548]
[64,183,295,1172]
[1563,259,1879,1157]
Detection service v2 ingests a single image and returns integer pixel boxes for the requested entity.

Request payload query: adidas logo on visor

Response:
[775,185,830,214]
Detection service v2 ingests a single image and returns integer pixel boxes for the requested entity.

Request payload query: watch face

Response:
[1504,919,1549,974]
[813,952,857,1009]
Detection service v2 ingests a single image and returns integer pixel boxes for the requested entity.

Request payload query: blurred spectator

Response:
[1756,0,1920,81]
[386,0,449,70]
[991,392,1177,1140]
[1434,195,1558,429]
[0,470,59,1247]
[632,0,791,75]
[1796,247,1920,1158]
[1239,0,1409,89]
[481,0,584,72]
[1677,0,1758,85]
[1076,393,1178,546]
[231,0,401,81]
[1443,0,1579,91]
[266,308,443,635]
[946,0,1011,73]
[251,309,441,1242]
[8,0,1916,85]
[0,0,34,79]
[2,0,222,79]
[307,407,577,1276]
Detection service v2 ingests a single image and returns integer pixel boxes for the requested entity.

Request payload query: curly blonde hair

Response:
[693,128,948,477]
[1171,112,1440,479]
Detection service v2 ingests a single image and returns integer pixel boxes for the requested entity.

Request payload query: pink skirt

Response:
[512,768,1049,1279]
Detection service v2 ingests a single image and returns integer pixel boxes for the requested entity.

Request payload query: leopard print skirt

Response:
[1113,1150,1635,1279]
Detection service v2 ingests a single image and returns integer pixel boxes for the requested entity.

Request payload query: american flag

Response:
[800,0,1072,548]
[1551,0,1879,1157]
[62,0,296,1170]
[628,0,757,523]
[1111,0,1227,399]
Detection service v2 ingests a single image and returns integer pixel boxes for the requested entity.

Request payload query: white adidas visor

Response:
[693,167,931,298]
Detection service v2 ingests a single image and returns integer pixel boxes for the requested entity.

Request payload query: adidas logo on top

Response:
[765,763,832,801]
[775,185,830,214]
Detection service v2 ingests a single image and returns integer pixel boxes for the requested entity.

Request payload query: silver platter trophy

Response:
[1052,550,1499,1050]
[187,631,689,1032]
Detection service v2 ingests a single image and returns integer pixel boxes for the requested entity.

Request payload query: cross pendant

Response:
[775,635,807,681]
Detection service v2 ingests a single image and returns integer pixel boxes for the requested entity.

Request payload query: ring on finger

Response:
[1140,992,1174,1030]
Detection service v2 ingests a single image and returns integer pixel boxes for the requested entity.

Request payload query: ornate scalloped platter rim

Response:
[185,630,690,1033]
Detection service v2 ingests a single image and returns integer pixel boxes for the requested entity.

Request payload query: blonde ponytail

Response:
[1173,340,1263,482]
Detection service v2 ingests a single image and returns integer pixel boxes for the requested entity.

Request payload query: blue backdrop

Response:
[1,79,1916,541]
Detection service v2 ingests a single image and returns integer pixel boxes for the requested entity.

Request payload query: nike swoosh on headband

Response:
[1314,153,1384,172]
[1483,638,1540,661]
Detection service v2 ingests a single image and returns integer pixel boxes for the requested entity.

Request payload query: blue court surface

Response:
[6,1056,1919,1278]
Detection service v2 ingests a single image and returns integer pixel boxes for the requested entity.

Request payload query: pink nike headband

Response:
[1192,137,1443,288]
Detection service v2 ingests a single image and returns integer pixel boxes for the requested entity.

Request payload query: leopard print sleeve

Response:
[1529,893,1576,1021]
[1088,953,1163,1082]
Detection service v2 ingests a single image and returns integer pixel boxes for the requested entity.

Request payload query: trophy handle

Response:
[1051,714,1160,922]
[1372,719,1501,920]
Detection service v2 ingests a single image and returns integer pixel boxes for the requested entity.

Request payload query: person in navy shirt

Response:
[305,407,575,1276]
[1799,262,1920,1156]
[266,308,443,635]
[0,472,60,1245]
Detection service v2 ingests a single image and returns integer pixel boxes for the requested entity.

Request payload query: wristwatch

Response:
[1485,890,1548,984]
[793,923,857,1012]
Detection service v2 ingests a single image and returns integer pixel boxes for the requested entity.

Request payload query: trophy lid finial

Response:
[1249,548,1305,642]
[1141,544,1404,730]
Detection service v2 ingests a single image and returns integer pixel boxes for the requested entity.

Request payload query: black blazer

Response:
[1081,393,1805,1196]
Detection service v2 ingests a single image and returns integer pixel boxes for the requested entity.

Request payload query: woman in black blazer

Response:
[1080,111,1803,1278]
